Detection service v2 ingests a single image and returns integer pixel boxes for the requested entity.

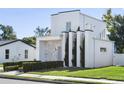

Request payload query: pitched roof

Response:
[0,39,36,48]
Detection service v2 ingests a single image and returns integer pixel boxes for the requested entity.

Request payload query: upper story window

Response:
[5,49,9,59]
[25,50,28,59]
[100,29,106,39]
[100,47,107,52]
[66,22,71,32]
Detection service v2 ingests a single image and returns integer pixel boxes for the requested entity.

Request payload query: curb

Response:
[0,75,73,84]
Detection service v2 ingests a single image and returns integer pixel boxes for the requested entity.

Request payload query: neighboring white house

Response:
[36,10,114,68]
[0,40,36,63]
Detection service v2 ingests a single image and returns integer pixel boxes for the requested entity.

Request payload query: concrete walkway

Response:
[0,67,3,71]
[18,73,124,84]
[0,70,124,84]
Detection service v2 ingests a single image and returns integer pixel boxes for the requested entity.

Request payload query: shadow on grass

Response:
[29,66,113,73]
[32,67,93,73]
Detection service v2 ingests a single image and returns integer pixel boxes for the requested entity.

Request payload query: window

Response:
[100,29,106,39]
[25,50,28,59]
[100,47,107,52]
[66,22,71,31]
[5,49,9,59]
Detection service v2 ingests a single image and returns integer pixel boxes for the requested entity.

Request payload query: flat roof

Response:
[51,10,80,16]
[51,9,104,22]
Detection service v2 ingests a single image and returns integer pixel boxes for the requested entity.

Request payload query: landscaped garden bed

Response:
[28,66,124,81]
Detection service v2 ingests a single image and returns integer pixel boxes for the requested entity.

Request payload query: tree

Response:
[103,9,124,53]
[34,26,51,37]
[0,24,16,40]
[22,36,36,45]
[103,8,114,32]
[64,36,69,67]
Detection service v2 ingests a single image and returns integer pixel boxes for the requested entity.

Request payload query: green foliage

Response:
[22,36,36,45]
[103,9,124,53]
[64,35,69,67]
[3,61,63,72]
[0,24,16,40]
[34,27,51,37]
[103,8,114,32]
[22,61,63,72]
[5,65,19,71]
[3,62,22,71]
[3,61,40,72]
[72,38,76,67]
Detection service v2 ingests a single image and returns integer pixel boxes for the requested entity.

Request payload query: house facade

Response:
[0,40,36,63]
[36,10,114,68]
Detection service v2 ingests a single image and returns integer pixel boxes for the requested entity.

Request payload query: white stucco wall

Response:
[85,31,114,68]
[76,31,85,67]
[37,36,62,62]
[51,10,108,40]
[94,39,114,67]
[85,31,95,68]
[80,13,108,40]
[113,54,124,66]
[68,31,76,67]
[0,41,36,63]
[51,11,80,36]
[62,32,68,67]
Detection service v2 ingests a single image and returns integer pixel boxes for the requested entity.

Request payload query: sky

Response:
[0,8,124,39]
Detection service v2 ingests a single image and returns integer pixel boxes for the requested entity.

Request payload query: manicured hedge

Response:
[22,61,63,72]
[5,65,19,71]
[3,61,63,72]
[3,62,22,71]
[3,61,40,72]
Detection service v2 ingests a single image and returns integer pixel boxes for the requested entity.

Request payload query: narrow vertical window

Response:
[5,49,9,59]
[25,50,28,59]
[66,22,71,32]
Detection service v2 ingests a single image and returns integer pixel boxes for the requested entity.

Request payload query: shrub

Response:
[3,62,22,67]
[3,62,22,71]
[3,61,40,72]
[22,61,63,72]
[4,65,19,71]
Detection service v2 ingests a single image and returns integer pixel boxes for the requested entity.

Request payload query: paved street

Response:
[0,78,51,84]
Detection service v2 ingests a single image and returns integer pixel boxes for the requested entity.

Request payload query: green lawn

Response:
[29,66,124,81]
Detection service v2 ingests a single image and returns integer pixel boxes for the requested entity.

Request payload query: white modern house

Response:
[0,40,36,63]
[36,10,114,68]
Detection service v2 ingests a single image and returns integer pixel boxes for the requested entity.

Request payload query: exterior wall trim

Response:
[51,10,80,16]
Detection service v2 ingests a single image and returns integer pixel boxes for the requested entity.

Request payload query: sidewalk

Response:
[0,70,124,84]
[0,67,3,71]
